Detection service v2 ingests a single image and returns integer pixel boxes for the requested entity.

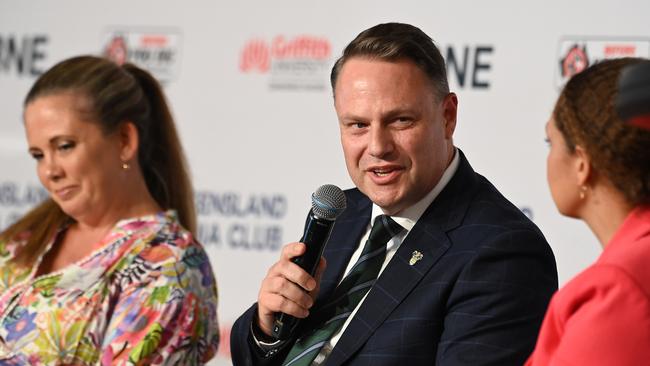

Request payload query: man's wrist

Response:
[251,315,287,357]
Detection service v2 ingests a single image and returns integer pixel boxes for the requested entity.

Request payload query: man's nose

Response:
[367,125,394,158]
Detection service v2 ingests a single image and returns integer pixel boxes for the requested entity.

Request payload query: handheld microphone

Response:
[271,184,346,340]
[616,61,650,130]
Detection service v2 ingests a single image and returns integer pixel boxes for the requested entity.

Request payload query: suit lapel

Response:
[325,215,451,366]
[326,150,479,366]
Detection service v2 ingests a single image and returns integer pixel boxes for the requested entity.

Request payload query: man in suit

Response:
[231,22,558,365]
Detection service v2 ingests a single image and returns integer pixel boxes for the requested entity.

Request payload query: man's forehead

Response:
[334,58,438,100]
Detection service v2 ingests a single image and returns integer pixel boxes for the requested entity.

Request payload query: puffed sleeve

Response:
[100,241,220,365]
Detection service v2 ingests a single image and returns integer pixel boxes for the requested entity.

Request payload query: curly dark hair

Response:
[554,57,650,206]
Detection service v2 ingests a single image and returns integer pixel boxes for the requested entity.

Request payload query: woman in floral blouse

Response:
[0,56,219,365]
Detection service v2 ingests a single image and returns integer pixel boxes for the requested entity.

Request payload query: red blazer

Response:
[526,207,650,365]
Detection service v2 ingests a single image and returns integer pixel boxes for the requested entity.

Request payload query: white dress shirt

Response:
[311,148,460,365]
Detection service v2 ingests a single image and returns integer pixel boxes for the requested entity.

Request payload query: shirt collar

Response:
[370,147,460,232]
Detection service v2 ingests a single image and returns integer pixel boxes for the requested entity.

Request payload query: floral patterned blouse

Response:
[0,210,219,365]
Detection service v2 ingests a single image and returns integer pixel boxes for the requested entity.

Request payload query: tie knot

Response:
[367,215,403,248]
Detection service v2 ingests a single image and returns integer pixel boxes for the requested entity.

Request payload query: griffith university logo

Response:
[239,35,332,91]
[556,37,650,87]
[102,27,183,83]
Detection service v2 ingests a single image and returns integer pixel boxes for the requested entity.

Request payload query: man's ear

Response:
[118,121,140,162]
[574,145,593,186]
[441,92,458,139]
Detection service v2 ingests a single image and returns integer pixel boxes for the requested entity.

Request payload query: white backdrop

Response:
[1,1,649,363]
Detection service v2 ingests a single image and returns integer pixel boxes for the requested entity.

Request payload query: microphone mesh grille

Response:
[311,184,347,220]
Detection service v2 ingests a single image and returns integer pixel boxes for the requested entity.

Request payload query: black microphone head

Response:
[311,184,346,220]
[616,61,650,128]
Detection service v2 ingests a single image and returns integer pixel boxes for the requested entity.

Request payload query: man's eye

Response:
[396,117,413,124]
[30,152,43,161]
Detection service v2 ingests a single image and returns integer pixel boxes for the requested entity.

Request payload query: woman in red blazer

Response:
[526,58,650,365]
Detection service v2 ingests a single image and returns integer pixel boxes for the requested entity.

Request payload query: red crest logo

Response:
[560,44,589,79]
[103,35,128,65]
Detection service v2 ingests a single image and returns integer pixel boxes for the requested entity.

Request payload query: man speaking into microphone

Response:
[231,22,558,366]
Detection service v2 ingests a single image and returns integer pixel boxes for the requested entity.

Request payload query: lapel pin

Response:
[409,250,424,266]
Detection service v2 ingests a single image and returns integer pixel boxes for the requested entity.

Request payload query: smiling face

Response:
[24,93,126,222]
[335,58,457,215]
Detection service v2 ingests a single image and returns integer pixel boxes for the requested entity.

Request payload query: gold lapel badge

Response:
[409,250,424,266]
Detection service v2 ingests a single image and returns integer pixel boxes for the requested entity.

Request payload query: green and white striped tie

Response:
[282,215,404,366]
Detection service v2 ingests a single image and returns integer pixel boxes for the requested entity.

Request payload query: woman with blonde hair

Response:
[0,55,219,365]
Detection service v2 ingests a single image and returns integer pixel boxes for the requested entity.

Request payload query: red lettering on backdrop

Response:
[240,35,331,72]
[140,35,168,47]
[272,35,330,59]
[604,45,636,57]
[239,39,270,72]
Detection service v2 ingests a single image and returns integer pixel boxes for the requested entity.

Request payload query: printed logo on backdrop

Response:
[102,28,182,83]
[0,181,49,231]
[0,184,288,253]
[195,190,288,251]
[0,34,49,77]
[239,35,332,91]
[556,37,650,87]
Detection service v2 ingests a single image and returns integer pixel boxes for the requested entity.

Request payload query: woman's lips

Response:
[54,185,78,200]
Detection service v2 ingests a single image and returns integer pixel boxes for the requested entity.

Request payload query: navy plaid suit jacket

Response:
[231,150,558,365]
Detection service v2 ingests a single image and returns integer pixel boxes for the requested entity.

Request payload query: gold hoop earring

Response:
[122,162,130,170]
[579,185,587,200]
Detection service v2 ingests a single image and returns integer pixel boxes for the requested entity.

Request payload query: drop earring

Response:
[579,185,587,200]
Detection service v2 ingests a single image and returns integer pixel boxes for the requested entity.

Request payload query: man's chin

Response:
[367,194,404,215]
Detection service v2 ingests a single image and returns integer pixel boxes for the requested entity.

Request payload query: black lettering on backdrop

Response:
[227,223,282,251]
[30,36,47,75]
[0,34,48,76]
[472,46,493,89]
[195,191,287,251]
[446,46,469,88]
[132,49,151,62]
[445,45,494,89]
[197,222,221,247]
[195,191,287,218]
[0,182,48,207]
[0,182,49,231]
[158,49,174,62]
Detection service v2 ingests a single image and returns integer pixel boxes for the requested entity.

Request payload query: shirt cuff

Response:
[251,320,287,358]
